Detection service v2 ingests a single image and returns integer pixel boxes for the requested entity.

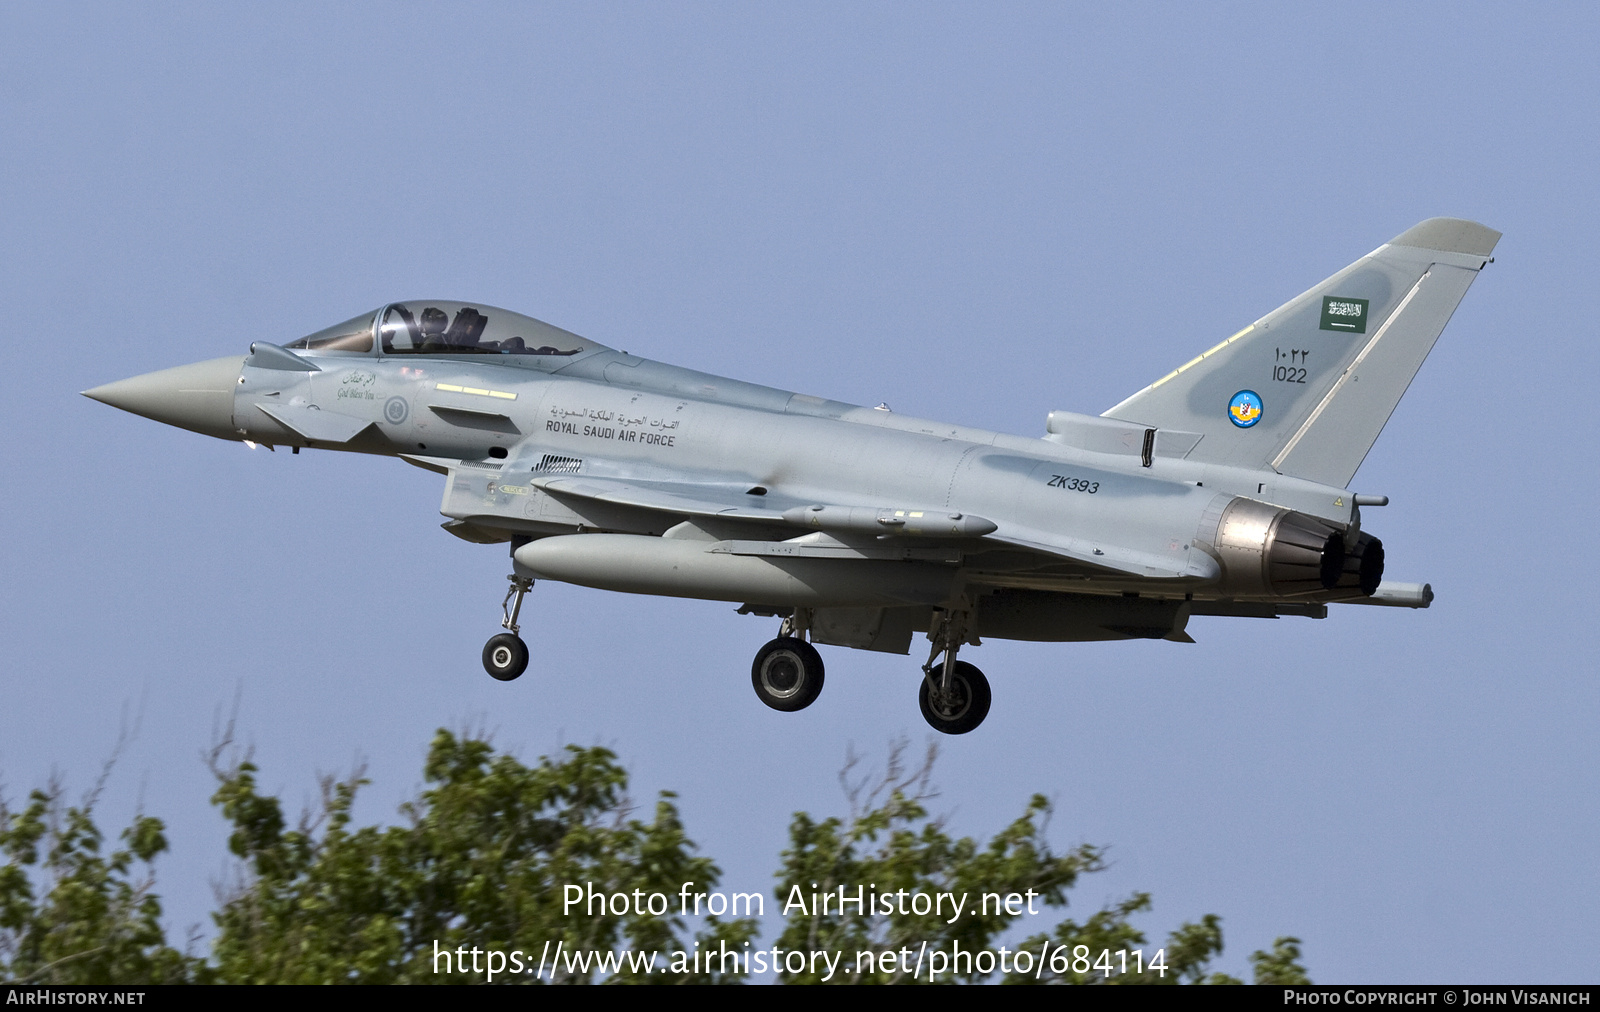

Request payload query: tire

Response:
[918,661,991,734]
[751,637,825,712]
[483,633,529,681]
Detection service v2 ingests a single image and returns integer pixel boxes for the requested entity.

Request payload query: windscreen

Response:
[285,311,377,353]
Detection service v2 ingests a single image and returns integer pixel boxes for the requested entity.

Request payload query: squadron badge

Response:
[1228,389,1263,428]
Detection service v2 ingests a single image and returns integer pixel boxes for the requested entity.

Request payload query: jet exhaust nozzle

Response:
[1332,531,1386,597]
[1202,496,1359,599]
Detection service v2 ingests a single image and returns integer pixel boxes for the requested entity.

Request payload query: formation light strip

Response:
[436,383,518,400]
[1148,325,1255,391]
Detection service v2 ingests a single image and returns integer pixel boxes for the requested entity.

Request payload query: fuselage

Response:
[205,305,1366,607]
[82,300,1394,653]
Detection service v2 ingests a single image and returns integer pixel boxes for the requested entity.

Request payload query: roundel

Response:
[383,396,410,425]
[1228,390,1263,428]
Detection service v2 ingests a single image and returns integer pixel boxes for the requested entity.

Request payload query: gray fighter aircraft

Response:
[84,218,1498,733]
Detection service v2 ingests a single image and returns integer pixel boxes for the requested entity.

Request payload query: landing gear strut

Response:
[483,575,533,681]
[751,609,825,711]
[919,607,990,734]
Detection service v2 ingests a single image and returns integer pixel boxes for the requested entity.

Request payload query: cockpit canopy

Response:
[284,302,601,359]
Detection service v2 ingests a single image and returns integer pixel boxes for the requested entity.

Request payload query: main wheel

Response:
[751,637,825,712]
[483,633,529,681]
[919,661,991,734]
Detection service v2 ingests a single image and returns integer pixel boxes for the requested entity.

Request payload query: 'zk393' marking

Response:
[1047,475,1099,493]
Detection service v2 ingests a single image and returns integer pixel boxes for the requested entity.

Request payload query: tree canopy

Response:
[1,732,1308,984]
[207,730,754,983]
[774,741,1308,984]
[0,776,196,983]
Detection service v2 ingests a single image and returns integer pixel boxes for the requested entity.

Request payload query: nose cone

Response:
[83,356,245,440]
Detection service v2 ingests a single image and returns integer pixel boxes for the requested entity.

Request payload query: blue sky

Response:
[2,3,1596,983]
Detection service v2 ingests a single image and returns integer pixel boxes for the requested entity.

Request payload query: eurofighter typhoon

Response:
[85,219,1498,733]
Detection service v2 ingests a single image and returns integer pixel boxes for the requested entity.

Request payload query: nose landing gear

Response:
[483,575,533,681]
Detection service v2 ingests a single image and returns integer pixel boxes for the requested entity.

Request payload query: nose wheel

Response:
[483,574,533,681]
[483,633,529,681]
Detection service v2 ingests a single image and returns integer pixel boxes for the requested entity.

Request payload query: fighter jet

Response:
[84,218,1498,733]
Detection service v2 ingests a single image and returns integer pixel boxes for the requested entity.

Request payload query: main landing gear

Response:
[751,609,825,711]
[746,605,992,734]
[483,574,533,681]
[918,661,990,735]
[918,607,990,735]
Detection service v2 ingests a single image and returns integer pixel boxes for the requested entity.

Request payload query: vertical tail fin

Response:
[1103,218,1499,487]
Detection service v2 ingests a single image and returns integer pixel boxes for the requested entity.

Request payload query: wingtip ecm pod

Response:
[1104,218,1499,488]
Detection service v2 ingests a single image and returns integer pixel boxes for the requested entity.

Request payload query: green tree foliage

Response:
[0,778,196,983]
[1251,936,1313,985]
[777,741,1310,985]
[1003,896,1252,984]
[1,733,1310,984]
[207,729,754,983]
[775,741,1096,983]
